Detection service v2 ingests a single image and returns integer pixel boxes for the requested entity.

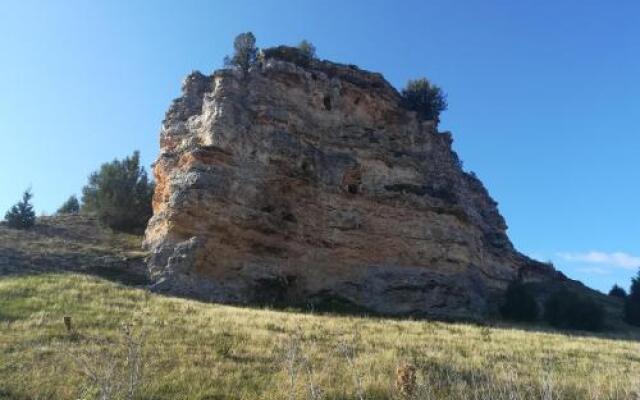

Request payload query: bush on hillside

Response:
[297,40,316,59]
[608,284,627,299]
[260,45,314,68]
[624,269,640,326]
[500,281,539,322]
[81,151,154,233]
[400,78,448,123]
[544,289,604,331]
[223,32,258,73]
[57,195,80,215]
[5,189,36,229]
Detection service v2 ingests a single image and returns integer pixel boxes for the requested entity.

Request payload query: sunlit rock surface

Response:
[144,47,562,319]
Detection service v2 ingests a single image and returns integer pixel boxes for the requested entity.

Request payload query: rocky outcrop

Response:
[144,47,562,319]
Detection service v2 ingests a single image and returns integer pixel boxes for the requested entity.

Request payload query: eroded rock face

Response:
[144,47,560,319]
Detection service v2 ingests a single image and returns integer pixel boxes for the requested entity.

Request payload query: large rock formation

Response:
[144,47,562,319]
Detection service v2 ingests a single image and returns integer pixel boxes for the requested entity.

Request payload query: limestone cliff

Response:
[144,47,561,319]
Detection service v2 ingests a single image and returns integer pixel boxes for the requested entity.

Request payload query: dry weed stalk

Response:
[395,361,417,397]
[68,322,147,400]
[64,315,73,332]
[283,328,324,400]
[336,331,365,400]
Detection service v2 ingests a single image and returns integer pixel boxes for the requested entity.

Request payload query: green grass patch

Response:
[1,273,639,399]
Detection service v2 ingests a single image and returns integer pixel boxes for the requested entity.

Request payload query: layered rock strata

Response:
[145,47,561,318]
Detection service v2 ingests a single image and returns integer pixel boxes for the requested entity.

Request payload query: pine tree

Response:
[544,289,604,331]
[5,189,36,229]
[624,269,640,326]
[500,281,539,322]
[608,284,627,299]
[81,151,154,233]
[57,195,80,214]
[223,32,258,73]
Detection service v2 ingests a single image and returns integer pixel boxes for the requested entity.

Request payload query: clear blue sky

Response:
[1,0,638,293]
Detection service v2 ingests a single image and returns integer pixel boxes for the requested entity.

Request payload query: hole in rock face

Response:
[341,166,362,195]
[354,97,361,105]
[323,95,332,110]
[301,160,312,174]
[282,212,297,223]
[261,205,275,213]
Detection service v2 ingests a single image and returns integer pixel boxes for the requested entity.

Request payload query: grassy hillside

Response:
[0,215,147,284]
[1,217,639,399]
[2,275,640,399]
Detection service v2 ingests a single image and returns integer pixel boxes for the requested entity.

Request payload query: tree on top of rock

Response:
[401,78,448,124]
[224,32,258,73]
[297,40,316,59]
[5,188,36,229]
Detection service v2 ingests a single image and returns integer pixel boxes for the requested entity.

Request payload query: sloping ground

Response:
[0,273,639,399]
[0,215,148,285]
[0,216,638,399]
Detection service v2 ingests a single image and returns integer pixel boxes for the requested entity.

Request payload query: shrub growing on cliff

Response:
[57,195,80,215]
[500,281,539,322]
[224,32,258,72]
[81,151,154,233]
[297,40,316,59]
[4,189,36,229]
[544,289,604,331]
[401,78,448,123]
[624,269,640,326]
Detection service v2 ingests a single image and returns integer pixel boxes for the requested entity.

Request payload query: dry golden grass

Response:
[1,273,639,399]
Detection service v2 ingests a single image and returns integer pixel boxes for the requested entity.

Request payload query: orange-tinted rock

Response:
[144,47,562,319]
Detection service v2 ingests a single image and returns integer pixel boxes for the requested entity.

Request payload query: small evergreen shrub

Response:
[500,281,539,322]
[544,289,604,331]
[624,269,640,326]
[81,151,154,233]
[4,189,36,229]
[400,78,448,123]
[57,195,80,215]
[297,40,316,59]
[261,45,315,68]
